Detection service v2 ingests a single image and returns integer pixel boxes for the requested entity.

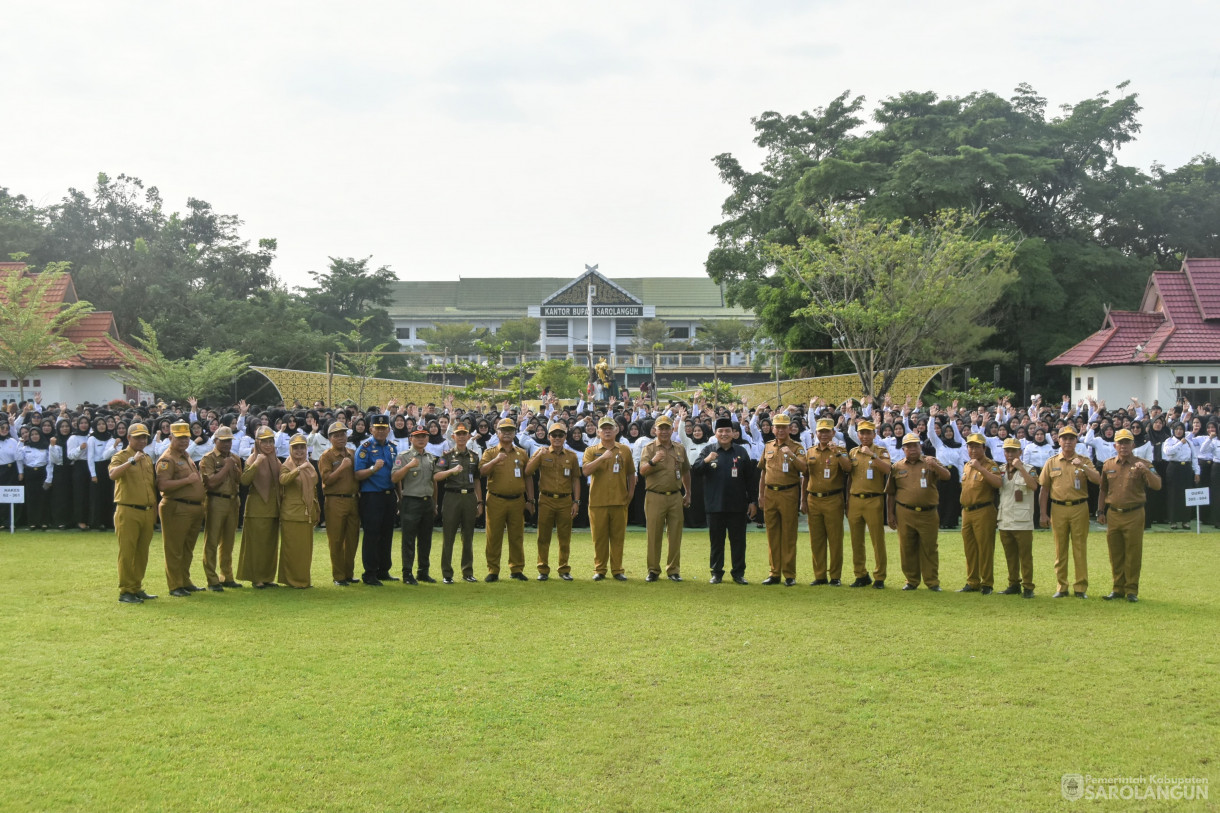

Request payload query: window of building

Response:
[669,325,690,340]
[615,320,636,338]
[1188,376,1196,384]
[1176,376,1184,384]
[1075,377,1081,390]
[1212,376,1218,384]
[546,319,567,338]
[396,327,411,339]
[1086,377,1094,389]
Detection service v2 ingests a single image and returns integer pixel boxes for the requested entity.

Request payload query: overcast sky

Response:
[6,2,1219,289]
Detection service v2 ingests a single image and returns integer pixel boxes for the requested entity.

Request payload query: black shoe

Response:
[928,586,943,592]
[169,588,191,597]
[484,573,499,583]
[762,576,781,585]
[1052,591,1069,598]
[957,584,978,593]
[403,575,418,585]
[417,575,436,583]
[732,576,748,585]
[668,574,682,582]
[364,579,383,587]
[220,580,243,588]
[119,592,143,604]
[510,572,528,581]
[1022,589,1034,599]
[850,576,872,587]
[645,573,659,582]
[810,578,829,586]
[185,585,205,593]
[709,575,722,584]
[463,575,477,583]
[784,578,796,587]
[980,586,993,595]
[999,584,1021,595]
[873,580,885,589]
[208,584,224,592]
[333,580,348,586]
[902,583,918,591]
[613,573,627,581]
[136,591,158,600]
[263,582,279,588]
[1074,591,1087,599]
[381,575,400,582]
[828,578,842,586]
[1127,594,1139,603]
[537,573,549,581]
[1103,591,1123,601]
[593,573,606,581]
[443,577,454,584]
[560,573,574,581]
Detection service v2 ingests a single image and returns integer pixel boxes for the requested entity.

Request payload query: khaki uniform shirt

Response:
[848,444,889,494]
[200,449,241,497]
[583,440,632,507]
[318,447,358,495]
[439,446,482,492]
[482,444,529,497]
[762,438,804,488]
[1101,456,1157,508]
[641,440,690,493]
[110,447,156,506]
[1039,452,1095,501]
[887,457,942,508]
[534,447,580,496]
[997,465,1036,531]
[805,443,849,494]
[157,449,206,501]
[393,448,437,499]
[959,458,1002,507]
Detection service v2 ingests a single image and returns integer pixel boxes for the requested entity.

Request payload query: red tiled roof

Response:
[1049,259,1220,366]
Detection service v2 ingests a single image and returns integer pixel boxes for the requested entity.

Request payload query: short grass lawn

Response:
[0,525,1216,812]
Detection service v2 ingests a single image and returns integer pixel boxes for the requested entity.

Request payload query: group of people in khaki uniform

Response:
[110,403,1165,607]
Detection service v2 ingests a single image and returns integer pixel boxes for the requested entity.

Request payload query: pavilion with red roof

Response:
[1048,258,1220,406]
[0,262,139,405]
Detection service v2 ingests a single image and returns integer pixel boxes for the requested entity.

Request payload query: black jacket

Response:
[692,442,757,513]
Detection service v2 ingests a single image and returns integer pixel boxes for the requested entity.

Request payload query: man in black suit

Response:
[691,417,757,584]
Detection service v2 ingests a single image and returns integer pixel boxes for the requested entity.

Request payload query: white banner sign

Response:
[1185,487,1210,507]
[0,486,24,504]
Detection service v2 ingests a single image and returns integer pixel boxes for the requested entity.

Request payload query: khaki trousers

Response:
[324,495,360,583]
[160,499,204,591]
[807,493,845,580]
[1051,502,1089,592]
[644,490,684,576]
[762,487,799,579]
[589,504,627,576]
[536,494,573,576]
[897,504,940,588]
[1106,507,1144,596]
[485,493,525,575]
[847,493,886,581]
[998,529,1034,590]
[202,494,239,585]
[961,503,997,588]
[115,503,155,594]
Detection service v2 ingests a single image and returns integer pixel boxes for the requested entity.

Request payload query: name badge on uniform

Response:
[564,467,570,477]
[1015,490,1024,503]
[782,461,789,473]
[920,475,927,488]
[675,467,681,481]
[468,472,474,484]
[823,467,831,479]
[613,459,620,473]
[866,468,874,480]
[731,466,738,478]
[1074,473,1080,490]
[514,465,521,478]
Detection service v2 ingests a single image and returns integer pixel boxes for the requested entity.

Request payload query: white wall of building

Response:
[0,369,127,406]
[1072,364,1220,408]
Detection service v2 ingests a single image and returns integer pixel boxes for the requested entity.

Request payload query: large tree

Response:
[297,256,397,347]
[707,84,1220,388]
[0,260,95,400]
[113,320,250,402]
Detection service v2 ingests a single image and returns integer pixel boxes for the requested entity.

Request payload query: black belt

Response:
[207,491,234,499]
[766,482,797,491]
[327,493,356,498]
[807,488,843,498]
[539,491,572,499]
[117,503,152,511]
[1108,504,1145,513]
[403,494,432,501]
[446,488,476,495]
[647,489,681,495]
[1172,461,1191,466]
[963,501,995,512]
[489,492,522,500]
[897,502,936,512]
[851,492,883,499]
[0,463,14,468]
[1050,498,1087,507]
[362,489,395,495]
[172,498,202,506]
[25,465,45,471]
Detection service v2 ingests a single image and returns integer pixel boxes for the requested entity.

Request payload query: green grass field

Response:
[1,523,1216,812]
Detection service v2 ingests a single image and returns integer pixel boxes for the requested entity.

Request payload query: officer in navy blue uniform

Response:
[355,414,399,586]
[691,417,758,584]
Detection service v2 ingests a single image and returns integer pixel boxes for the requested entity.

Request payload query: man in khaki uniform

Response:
[525,422,581,581]
[886,433,950,591]
[1097,428,1162,603]
[1039,426,1100,598]
[758,412,806,586]
[319,422,360,585]
[480,418,533,582]
[437,425,482,584]
[582,417,635,580]
[639,415,691,582]
[801,417,851,585]
[997,437,1038,598]
[200,425,242,591]
[110,422,157,604]
[157,421,207,597]
[845,419,890,588]
[956,433,1003,594]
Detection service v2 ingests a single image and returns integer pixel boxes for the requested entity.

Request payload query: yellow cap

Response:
[289,434,307,446]
[256,426,274,441]
[966,433,986,445]
[1058,426,1078,438]
[771,413,791,427]
[128,423,150,438]
[1114,429,1135,442]
[453,425,471,434]
[213,426,234,441]
[547,423,566,434]
[327,422,348,435]
[170,422,190,438]
[816,418,835,431]
[856,420,874,432]
[496,419,516,431]
[1002,437,1021,450]
[598,417,616,428]
[901,433,921,446]
[654,415,673,428]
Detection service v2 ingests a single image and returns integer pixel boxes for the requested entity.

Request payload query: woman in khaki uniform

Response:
[278,434,319,588]
[237,426,281,588]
